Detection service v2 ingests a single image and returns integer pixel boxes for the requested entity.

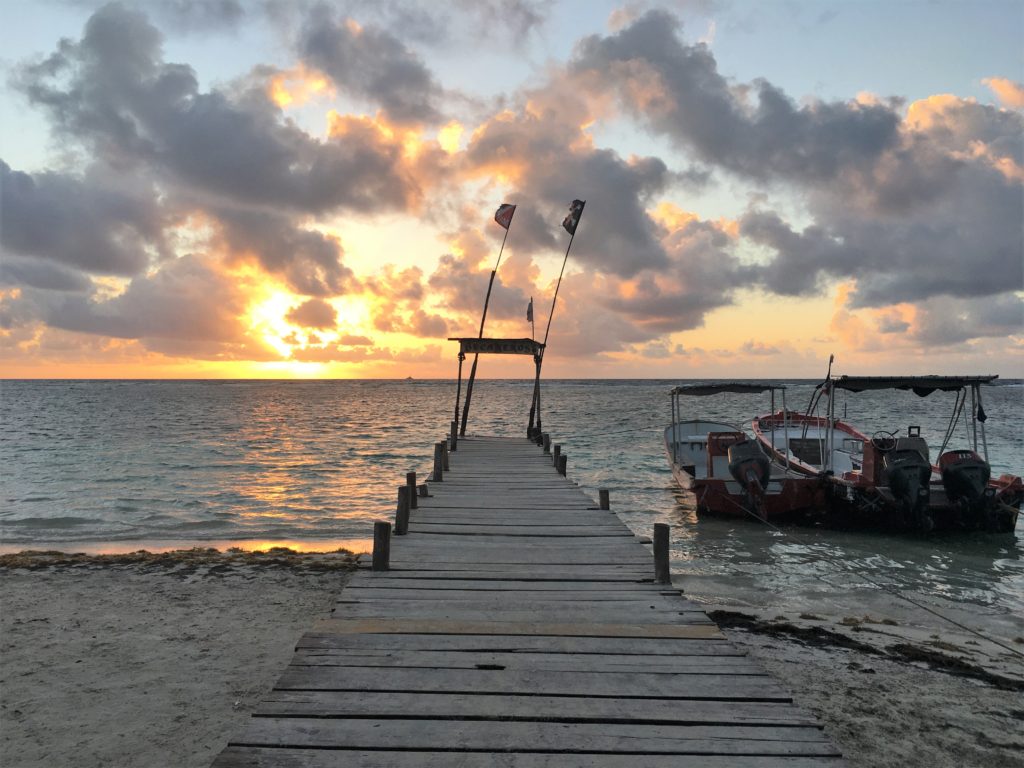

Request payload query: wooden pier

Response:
[213,435,844,767]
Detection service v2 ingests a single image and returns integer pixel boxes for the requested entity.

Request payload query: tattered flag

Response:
[526,297,533,323]
[562,199,585,235]
[494,203,516,230]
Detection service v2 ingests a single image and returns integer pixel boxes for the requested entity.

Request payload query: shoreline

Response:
[2,549,1023,767]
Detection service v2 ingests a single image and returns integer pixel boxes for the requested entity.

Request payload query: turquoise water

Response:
[2,379,1022,633]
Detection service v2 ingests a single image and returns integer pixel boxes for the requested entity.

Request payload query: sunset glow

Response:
[1,2,1021,379]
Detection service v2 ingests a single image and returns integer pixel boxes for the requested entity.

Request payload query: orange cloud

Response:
[268,63,334,109]
[982,77,1024,109]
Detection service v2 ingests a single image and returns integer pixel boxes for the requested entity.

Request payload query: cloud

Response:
[14,3,417,214]
[983,77,1024,109]
[570,10,901,183]
[298,7,444,125]
[285,298,337,328]
[1,161,164,277]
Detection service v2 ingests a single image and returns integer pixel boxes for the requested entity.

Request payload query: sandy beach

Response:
[0,549,356,768]
[2,549,1022,768]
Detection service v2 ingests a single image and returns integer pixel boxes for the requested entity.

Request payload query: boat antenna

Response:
[459,204,517,437]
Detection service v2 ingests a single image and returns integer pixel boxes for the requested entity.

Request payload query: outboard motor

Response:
[882,435,932,530]
[940,450,991,503]
[940,449,994,529]
[728,440,771,519]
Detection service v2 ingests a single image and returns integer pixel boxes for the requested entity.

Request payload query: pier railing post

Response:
[372,521,392,571]
[542,433,551,454]
[450,420,458,451]
[552,444,561,468]
[653,523,670,584]
[433,443,444,482]
[557,454,567,476]
[395,487,410,535]
[599,489,610,510]
[406,472,418,510]
[442,440,450,471]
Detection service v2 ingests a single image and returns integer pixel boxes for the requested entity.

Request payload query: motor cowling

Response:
[882,441,931,513]
[728,440,771,489]
[940,450,991,503]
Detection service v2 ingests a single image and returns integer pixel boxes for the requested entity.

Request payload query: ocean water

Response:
[2,379,1022,636]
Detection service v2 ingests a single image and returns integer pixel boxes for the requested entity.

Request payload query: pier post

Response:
[599,489,610,510]
[372,521,391,571]
[450,420,458,451]
[395,487,410,535]
[406,472,418,510]
[542,433,551,454]
[557,454,567,476]
[442,440,450,471]
[653,523,670,584]
[418,484,429,497]
[552,444,561,468]
[433,443,444,482]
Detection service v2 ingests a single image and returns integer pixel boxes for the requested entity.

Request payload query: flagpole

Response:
[460,219,513,437]
[529,202,584,437]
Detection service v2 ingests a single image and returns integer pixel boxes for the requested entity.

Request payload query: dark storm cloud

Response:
[286,298,337,329]
[910,294,1024,346]
[14,3,415,214]
[0,161,163,277]
[298,5,444,125]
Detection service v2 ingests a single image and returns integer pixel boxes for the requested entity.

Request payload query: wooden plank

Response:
[343,588,678,600]
[290,649,761,674]
[309,618,725,639]
[294,633,740,656]
[228,718,836,754]
[274,667,785,700]
[215,748,847,767]
[344,579,668,591]
[252,690,817,724]
[329,603,713,624]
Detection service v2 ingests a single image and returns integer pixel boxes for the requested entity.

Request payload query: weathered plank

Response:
[214,748,846,767]
[252,690,818,724]
[310,618,725,638]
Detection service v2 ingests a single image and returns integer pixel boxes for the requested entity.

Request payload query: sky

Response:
[0,0,1022,379]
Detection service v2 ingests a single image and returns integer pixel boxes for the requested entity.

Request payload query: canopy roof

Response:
[833,375,998,396]
[670,382,786,396]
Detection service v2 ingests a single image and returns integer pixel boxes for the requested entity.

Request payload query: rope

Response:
[713,492,1024,660]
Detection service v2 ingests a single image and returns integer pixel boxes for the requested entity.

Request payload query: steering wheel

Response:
[871,430,897,451]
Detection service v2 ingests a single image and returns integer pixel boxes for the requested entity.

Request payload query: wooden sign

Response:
[449,337,544,356]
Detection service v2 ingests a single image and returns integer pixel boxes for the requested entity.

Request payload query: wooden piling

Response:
[557,454,567,476]
[450,420,458,451]
[418,483,428,497]
[406,471,418,510]
[653,523,670,584]
[552,444,561,468]
[542,433,551,454]
[442,440,450,471]
[372,521,391,571]
[432,443,444,482]
[599,489,610,510]
[395,487,410,535]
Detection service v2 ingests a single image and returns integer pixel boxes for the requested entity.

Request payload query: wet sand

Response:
[2,549,1022,768]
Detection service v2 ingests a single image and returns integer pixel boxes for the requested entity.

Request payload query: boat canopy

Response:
[832,375,998,396]
[670,382,786,396]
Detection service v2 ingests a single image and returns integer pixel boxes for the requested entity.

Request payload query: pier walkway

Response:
[213,436,844,767]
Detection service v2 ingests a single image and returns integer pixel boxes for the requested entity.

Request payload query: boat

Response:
[664,383,826,521]
[753,374,1021,533]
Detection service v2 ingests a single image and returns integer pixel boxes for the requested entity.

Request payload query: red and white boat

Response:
[664,383,826,521]
[753,374,1021,533]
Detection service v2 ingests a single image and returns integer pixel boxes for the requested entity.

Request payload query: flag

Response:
[526,297,533,323]
[494,203,516,230]
[562,199,585,235]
